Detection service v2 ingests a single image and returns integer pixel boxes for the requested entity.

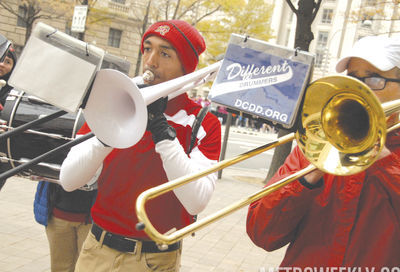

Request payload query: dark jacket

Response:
[0,83,12,107]
[0,48,17,107]
[33,181,97,226]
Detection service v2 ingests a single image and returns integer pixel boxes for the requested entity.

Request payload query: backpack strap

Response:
[187,106,209,154]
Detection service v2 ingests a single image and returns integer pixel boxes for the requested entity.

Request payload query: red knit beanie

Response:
[141,20,206,74]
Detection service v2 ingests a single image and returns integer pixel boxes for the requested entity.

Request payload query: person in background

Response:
[0,45,16,108]
[33,180,97,272]
[246,36,400,268]
[201,97,211,108]
[60,20,221,271]
[0,45,17,191]
[216,105,228,125]
[194,94,203,106]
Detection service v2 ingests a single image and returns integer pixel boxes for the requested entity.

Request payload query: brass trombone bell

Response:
[296,75,388,176]
[135,75,400,246]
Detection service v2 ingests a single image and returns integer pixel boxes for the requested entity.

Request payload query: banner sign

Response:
[209,34,315,129]
[71,5,88,33]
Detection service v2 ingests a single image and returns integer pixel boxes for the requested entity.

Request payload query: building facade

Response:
[0,0,142,77]
[269,0,400,79]
[2,0,400,93]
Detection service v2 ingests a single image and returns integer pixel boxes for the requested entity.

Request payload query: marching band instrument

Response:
[142,70,155,83]
[0,132,94,182]
[0,90,85,180]
[83,61,221,148]
[0,62,221,180]
[135,75,400,245]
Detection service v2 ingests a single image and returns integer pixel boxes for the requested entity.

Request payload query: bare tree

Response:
[265,0,322,182]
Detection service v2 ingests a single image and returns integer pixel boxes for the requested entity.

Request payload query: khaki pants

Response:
[45,217,92,272]
[75,232,182,272]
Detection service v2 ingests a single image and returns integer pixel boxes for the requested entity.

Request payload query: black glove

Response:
[147,97,176,144]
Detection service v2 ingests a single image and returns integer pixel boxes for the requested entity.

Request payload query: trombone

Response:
[135,75,400,246]
[0,61,222,181]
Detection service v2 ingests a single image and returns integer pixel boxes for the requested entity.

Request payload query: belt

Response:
[91,223,180,253]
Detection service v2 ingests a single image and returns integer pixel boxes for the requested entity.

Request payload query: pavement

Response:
[0,128,287,272]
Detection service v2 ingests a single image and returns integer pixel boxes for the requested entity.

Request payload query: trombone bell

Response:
[296,75,387,176]
[83,62,221,149]
[83,69,148,149]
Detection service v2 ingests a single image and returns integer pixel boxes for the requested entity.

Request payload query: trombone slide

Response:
[135,133,296,244]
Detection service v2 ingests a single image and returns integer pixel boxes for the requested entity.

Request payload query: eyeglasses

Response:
[351,75,400,91]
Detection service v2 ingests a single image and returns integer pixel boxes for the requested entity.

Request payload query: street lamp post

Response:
[322,28,343,77]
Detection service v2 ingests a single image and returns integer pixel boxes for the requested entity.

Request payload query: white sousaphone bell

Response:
[83,61,222,149]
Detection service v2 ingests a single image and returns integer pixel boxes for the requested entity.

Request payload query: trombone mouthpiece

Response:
[142,70,155,83]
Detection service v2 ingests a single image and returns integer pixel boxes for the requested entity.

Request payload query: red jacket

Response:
[247,131,400,267]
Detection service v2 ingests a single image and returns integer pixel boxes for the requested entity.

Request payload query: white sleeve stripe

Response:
[166,109,208,143]
[166,109,195,128]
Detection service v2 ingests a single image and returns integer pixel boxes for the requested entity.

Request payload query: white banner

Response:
[71,5,88,33]
[211,66,293,96]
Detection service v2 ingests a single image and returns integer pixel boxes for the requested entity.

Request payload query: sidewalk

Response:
[0,168,286,272]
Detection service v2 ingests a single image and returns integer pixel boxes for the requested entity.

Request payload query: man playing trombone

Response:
[59,20,221,271]
[246,36,400,268]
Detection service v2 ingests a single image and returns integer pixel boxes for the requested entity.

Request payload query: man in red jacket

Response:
[247,36,400,268]
[60,20,221,271]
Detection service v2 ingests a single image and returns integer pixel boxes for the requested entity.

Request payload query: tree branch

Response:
[311,0,323,21]
[285,0,298,15]
[0,2,19,17]
[176,0,198,20]
[172,0,181,19]
[165,0,170,20]
[193,5,221,23]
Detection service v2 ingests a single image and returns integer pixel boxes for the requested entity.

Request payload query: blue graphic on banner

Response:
[209,43,311,127]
